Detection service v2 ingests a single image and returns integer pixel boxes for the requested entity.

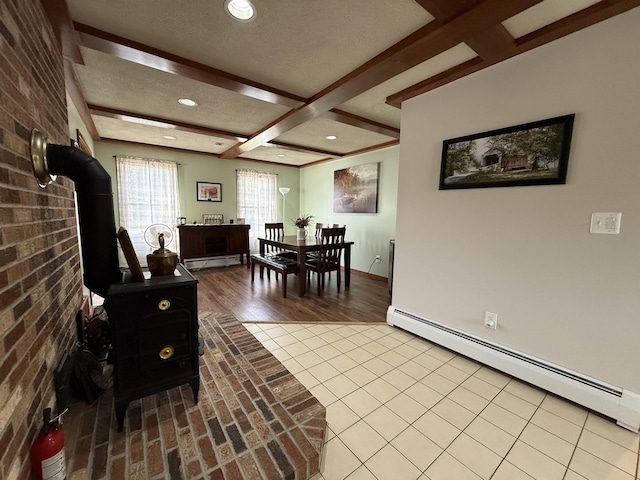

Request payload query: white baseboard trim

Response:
[387,306,640,432]
[184,255,242,270]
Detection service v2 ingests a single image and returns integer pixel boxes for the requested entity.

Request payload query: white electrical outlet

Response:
[484,311,498,329]
[375,255,381,263]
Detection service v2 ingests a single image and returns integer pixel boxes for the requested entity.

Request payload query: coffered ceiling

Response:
[45,0,639,166]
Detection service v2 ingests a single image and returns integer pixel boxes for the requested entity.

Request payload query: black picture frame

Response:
[197,182,222,202]
[439,114,574,190]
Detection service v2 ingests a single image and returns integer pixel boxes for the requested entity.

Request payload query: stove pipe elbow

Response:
[30,129,122,296]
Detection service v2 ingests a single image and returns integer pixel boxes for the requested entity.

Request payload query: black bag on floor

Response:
[70,343,110,403]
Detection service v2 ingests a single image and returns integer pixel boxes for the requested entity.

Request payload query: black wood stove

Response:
[29,130,200,431]
[106,264,199,431]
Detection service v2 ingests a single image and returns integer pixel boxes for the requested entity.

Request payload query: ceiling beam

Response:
[323,110,400,139]
[71,22,399,140]
[266,142,343,158]
[343,140,400,158]
[88,105,341,157]
[73,22,307,109]
[220,0,541,158]
[41,0,84,64]
[88,105,246,142]
[301,140,399,168]
[388,0,640,107]
[97,137,292,166]
[415,0,516,60]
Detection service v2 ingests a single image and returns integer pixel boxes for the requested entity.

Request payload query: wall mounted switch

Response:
[590,212,622,234]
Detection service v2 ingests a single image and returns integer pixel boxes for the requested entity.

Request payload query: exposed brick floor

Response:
[63,311,326,479]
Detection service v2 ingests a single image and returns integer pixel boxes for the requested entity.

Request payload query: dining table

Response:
[257,234,355,297]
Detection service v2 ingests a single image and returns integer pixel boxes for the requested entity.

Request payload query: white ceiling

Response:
[56,0,636,166]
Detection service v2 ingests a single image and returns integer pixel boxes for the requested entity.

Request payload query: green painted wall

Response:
[88,141,398,277]
[300,146,398,277]
[92,142,300,231]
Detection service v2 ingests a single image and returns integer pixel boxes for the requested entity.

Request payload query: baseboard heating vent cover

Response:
[387,306,640,432]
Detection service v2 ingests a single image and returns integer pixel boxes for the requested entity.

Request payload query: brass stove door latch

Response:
[159,345,174,360]
[158,300,174,359]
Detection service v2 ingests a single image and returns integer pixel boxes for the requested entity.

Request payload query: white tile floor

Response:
[244,322,640,480]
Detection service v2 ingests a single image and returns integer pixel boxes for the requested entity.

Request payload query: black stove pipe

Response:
[30,129,122,296]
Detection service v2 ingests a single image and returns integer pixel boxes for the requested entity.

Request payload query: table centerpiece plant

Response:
[292,214,314,240]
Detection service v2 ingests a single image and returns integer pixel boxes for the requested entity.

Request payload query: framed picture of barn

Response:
[439,114,574,190]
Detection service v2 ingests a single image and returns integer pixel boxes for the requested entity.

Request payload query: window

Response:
[116,155,180,266]
[236,169,277,248]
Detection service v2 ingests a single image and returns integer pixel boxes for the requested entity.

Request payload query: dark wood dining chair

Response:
[305,227,346,295]
[264,222,284,254]
[305,223,325,262]
[264,222,284,233]
[266,222,297,258]
[260,223,296,280]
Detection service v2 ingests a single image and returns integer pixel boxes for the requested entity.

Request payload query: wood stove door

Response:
[129,309,195,387]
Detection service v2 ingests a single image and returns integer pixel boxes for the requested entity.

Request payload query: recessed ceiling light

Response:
[178,98,198,107]
[277,154,286,158]
[162,135,176,140]
[326,135,337,140]
[225,0,256,21]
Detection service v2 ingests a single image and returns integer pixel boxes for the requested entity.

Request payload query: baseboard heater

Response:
[387,306,640,432]
[184,255,242,270]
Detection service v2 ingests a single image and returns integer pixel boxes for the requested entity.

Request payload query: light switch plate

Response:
[590,212,622,234]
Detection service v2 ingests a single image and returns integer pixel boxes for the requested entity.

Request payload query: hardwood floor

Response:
[194,264,391,323]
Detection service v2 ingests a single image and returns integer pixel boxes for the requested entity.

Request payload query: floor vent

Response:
[387,306,640,432]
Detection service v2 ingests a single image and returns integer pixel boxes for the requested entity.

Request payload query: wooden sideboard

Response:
[178,224,250,267]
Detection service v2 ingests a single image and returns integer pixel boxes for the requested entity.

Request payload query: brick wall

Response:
[0,0,83,478]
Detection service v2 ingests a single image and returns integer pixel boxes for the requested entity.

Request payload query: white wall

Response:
[395,9,640,392]
[300,146,398,277]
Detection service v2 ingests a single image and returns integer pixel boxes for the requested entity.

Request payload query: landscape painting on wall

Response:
[439,114,574,190]
[333,162,379,213]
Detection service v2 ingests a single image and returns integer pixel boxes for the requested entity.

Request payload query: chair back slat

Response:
[318,227,346,268]
[265,223,284,238]
[264,223,285,256]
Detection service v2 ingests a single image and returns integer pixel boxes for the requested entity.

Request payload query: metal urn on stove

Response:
[147,233,178,276]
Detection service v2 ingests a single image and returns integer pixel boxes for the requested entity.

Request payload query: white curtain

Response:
[116,155,180,266]
[236,169,277,250]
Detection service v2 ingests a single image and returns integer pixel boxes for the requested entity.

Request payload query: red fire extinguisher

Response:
[30,408,67,480]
